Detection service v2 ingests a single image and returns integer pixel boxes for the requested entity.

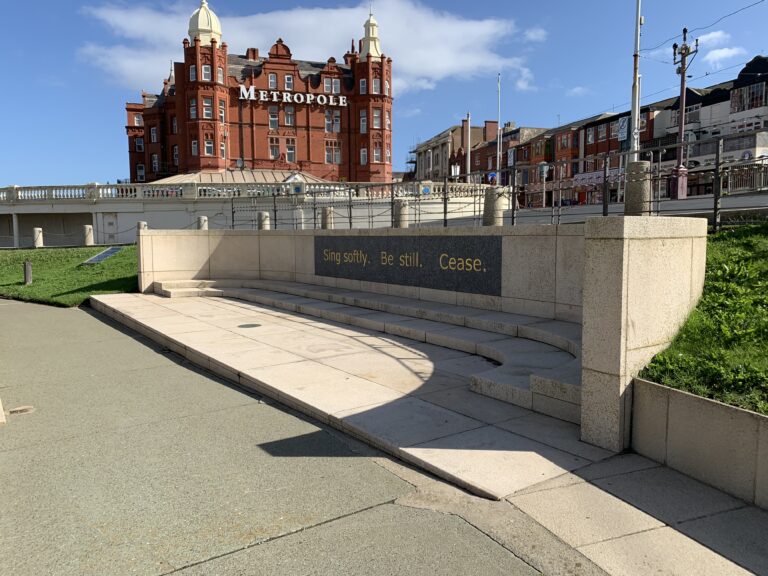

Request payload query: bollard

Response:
[482,187,504,226]
[33,227,44,248]
[257,211,271,230]
[393,198,409,229]
[624,161,652,216]
[321,207,334,230]
[82,225,94,246]
[24,261,32,285]
[197,216,208,230]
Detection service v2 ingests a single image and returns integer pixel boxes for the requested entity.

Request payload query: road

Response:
[0,300,603,576]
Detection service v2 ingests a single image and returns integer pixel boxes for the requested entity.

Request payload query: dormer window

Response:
[285,74,294,90]
[189,65,197,82]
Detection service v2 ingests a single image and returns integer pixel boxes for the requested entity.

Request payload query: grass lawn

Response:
[640,223,768,415]
[0,246,137,307]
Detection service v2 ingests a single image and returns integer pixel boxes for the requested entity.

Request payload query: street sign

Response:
[618,117,629,141]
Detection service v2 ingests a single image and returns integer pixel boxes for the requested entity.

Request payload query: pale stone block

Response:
[626,237,692,350]
[554,303,582,323]
[555,233,584,307]
[585,215,707,240]
[532,393,580,424]
[503,224,556,236]
[294,234,314,276]
[666,389,759,502]
[501,297,555,319]
[630,379,669,465]
[581,238,627,376]
[759,419,768,509]
[556,223,584,236]
[625,343,668,379]
[259,234,295,276]
[209,234,260,279]
[455,292,502,312]
[152,233,210,276]
[501,235,557,302]
[418,287,457,306]
[580,369,632,453]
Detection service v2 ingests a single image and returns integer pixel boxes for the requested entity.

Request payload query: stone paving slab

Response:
[91,294,600,500]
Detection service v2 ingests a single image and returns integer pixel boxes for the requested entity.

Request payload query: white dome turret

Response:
[188,0,222,46]
[360,9,382,58]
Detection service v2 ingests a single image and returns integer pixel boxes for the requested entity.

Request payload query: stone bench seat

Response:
[154,279,584,423]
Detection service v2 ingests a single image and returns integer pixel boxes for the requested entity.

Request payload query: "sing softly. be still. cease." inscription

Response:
[314,236,502,296]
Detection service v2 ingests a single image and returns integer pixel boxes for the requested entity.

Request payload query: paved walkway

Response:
[3,296,768,575]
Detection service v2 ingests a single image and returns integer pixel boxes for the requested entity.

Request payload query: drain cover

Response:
[238,323,261,328]
[9,406,35,415]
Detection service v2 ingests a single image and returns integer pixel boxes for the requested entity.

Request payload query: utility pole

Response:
[465,112,471,184]
[496,73,502,186]
[629,0,643,162]
[672,28,698,199]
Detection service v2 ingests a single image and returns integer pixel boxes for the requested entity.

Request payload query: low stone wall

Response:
[633,378,768,509]
[138,224,585,322]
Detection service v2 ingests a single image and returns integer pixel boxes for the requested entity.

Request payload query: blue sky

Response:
[2,0,766,185]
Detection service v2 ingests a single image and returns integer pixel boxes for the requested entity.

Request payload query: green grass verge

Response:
[640,223,768,415]
[0,246,137,307]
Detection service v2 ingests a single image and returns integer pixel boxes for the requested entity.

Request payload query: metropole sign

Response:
[239,85,348,107]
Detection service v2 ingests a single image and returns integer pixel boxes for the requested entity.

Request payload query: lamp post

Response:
[671,28,698,199]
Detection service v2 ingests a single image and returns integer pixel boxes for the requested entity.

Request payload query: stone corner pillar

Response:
[580,216,708,452]
[33,227,43,248]
[624,161,652,216]
[393,198,409,229]
[82,225,95,246]
[321,207,334,230]
[197,216,208,230]
[257,212,270,231]
[482,187,504,226]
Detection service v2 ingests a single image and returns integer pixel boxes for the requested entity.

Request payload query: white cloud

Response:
[81,0,534,95]
[566,86,589,97]
[697,30,730,48]
[523,27,547,43]
[703,46,747,69]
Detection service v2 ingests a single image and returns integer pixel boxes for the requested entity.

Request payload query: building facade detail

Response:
[126,1,393,183]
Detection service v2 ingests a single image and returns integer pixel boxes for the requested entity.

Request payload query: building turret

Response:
[359,9,383,59]
[188,0,222,46]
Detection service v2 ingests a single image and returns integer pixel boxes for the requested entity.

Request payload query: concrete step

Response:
[155,279,584,420]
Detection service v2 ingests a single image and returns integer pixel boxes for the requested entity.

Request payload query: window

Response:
[269,106,278,129]
[587,127,595,145]
[204,140,214,156]
[136,164,145,182]
[385,81,390,96]
[135,137,144,152]
[560,134,569,149]
[134,114,143,126]
[372,78,381,94]
[285,74,293,90]
[325,110,333,132]
[598,124,607,141]
[373,108,382,130]
[269,73,277,90]
[360,147,368,165]
[190,98,197,120]
[202,65,211,81]
[173,145,179,166]
[151,153,159,172]
[191,140,198,156]
[386,146,391,164]
[639,112,647,130]
[217,66,224,84]
[360,110,367,133]
[286,138,296,163]
[325,140,341,164]
[324,77,332,93]
[171,116,178,134]
[360,79,367,94]
[332,110,341,132]
[326,109,340,133]
[610,121,619,139]
[285,105,295,127]
[150,127,157,143]
[730,82,766,113]
[332,78,341,94]
[269,137,279,159]
[218,100,226,123]
[386,111,391,130]
[189,65,197,82]
[203,98,213,119]
[220,141,226,159]
[373,144,382,163]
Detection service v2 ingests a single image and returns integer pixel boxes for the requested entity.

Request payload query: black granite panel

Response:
[314,235,501,296]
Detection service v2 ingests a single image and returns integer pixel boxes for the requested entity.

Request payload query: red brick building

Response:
[126,1,393,184]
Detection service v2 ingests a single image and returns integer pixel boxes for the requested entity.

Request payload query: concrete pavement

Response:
[2,298,768,575]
